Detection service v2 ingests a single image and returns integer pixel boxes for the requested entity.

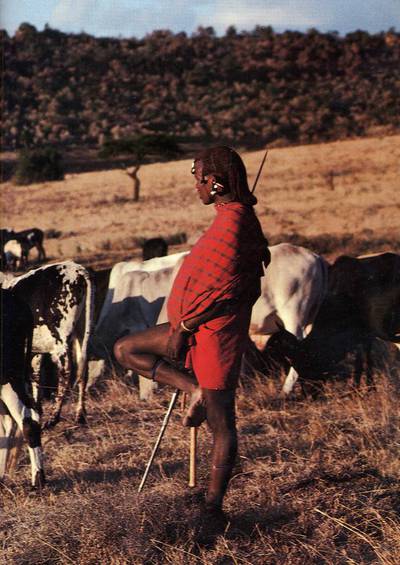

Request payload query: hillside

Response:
[2,134,399,269]
[1,135,400,563]
[3,25,400,151]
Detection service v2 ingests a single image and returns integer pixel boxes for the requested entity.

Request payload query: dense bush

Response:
[3,25,400,150]
[14,147,64,184]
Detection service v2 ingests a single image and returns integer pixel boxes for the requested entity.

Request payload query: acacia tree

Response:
[98,134,181,201]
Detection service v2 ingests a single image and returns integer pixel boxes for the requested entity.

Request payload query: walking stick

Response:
[137,389,180,493]
[251,149,269,194]
[182,393,198,488]
[189,427,197,487]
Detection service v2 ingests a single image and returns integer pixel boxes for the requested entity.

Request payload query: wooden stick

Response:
[181,391,187,411]
[137,389,179,493]
[189,426,197,487]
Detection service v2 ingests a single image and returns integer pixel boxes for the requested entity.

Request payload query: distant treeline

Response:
[3,24,400,151]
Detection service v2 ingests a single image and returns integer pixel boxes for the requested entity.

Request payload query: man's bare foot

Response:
[183,388,206,427]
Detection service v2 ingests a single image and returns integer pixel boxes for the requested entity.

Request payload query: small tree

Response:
[98,134,181,201]
[14,147,64,185]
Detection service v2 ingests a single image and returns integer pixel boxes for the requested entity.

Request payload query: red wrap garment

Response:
[167,202,269,389]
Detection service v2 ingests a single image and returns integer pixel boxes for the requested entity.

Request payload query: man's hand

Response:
[167,326,190,365]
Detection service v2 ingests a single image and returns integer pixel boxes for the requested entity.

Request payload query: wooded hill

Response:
[3,24,400,151]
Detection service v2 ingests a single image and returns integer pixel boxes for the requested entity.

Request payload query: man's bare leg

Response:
[113,323,198,393]
[114,325,237,510]
[202,389,237,512]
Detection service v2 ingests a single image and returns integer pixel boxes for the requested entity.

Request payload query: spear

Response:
[251,149,269,193]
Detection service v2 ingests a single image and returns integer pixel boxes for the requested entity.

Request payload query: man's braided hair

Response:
[194,146,257,206]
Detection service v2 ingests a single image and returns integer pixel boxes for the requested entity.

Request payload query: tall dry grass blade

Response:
[32,534,76,564]
[314,507,393,565]
[151,538,204,563]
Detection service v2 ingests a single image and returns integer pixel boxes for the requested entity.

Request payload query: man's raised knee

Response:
[113,338,127,367]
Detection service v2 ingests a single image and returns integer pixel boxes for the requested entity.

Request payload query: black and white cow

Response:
[1,228,46,270]
[1,261,94,428]
[14,228,46,263]
[0,289,45,487]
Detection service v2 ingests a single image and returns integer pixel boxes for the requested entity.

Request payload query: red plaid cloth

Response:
[167,202,268,329]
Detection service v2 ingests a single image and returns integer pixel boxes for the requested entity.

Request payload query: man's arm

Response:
[166,299,237,363]
[180,298,237,332]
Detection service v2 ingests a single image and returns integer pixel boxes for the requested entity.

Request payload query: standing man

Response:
[114,145,270,516]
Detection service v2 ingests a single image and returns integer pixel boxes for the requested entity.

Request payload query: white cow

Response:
[95,252,188,329]
[92,252,188,350]
[250,243,329,395]
[88,245,328,398]
[88,252,188,398]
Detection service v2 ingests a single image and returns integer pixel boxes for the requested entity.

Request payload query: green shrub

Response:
[14,147,64,185]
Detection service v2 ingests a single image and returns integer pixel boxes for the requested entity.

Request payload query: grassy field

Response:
[2,134,399,267]
[1,134,400,564]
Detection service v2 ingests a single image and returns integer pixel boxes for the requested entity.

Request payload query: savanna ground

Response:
[1,135,400,564]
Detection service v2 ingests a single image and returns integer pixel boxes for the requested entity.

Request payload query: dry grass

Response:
[1,375,400,564]
[1,134,400,563]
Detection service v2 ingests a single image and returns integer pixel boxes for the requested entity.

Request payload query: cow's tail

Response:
[76,268,94,385]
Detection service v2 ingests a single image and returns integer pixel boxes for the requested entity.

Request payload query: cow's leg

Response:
[0,383,44,488]
[44,347,73,429]
[281,367,300,396]
[139,374,158,401]
[279,317,304,396]
[21,249,28,270]
[31,354,43,416]
[364,343,375,389]
[0,400,15,480]
[353,348,364,387]
[36,243,46,262]
[75,359,88,425]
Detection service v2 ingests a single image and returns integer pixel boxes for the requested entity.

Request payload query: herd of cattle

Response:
[1,227,399,488]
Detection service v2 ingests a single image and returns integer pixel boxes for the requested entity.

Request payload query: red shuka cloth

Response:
[167,202,269,389]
